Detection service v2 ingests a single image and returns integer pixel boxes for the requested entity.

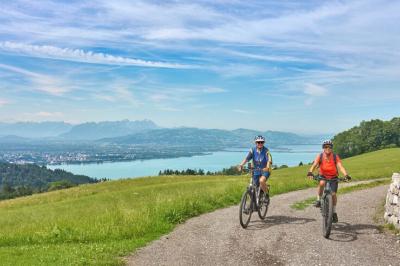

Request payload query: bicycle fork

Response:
[321,183,332,216]
[250,187,260,211]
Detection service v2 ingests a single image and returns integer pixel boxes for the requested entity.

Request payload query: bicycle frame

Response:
[313,175,347,238]
[239,163,269,228]
[246,165,261,211]
[322,179,335,196]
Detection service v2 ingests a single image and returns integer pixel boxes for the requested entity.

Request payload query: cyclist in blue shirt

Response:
[238,135,272,197]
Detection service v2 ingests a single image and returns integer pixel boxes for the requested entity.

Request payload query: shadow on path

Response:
[245,215,316,230]
[328,222,381,242]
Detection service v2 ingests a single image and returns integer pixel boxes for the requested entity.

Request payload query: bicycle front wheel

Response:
[322,193,333,238]
[257,192,269,220]
[239,190,253,228]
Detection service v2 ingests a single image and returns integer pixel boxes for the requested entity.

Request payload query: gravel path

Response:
[126,183,400,266]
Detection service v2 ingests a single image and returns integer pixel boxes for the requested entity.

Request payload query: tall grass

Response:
[0,148,399,265]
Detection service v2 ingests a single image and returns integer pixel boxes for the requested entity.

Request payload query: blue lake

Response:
[48,144,320,179]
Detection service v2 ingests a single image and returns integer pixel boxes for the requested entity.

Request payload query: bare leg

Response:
[318,180,325,198]
[332,192,337,206]
[259,176,267,193]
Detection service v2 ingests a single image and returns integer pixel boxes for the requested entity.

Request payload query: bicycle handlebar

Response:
[308,173,350,182]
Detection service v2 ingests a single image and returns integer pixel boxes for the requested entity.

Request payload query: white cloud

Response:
[218,49,314,63]
[19,111,64,121]
[0,42,193,69]
[201,87,227,93]
[233,109,252,114]
[304,98,314,106]
[303,83,328,97]
[211,64,266,78]
[114,87,140,106]
[149,93,170,103]
[158,106,182,112]
[1,0,400,128]
[0,98,8,107]
[94,94,117,102]
[36,111,63,117]
[143,86,225,105]
[1,1,399,81]
[0,63,69,96]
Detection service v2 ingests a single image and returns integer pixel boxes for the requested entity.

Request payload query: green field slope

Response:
[0,148,399,265]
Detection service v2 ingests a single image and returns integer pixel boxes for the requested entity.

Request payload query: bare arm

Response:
[238,150,252,170]
[239,158,248,168]
[337,161,348,176]
[264,152,272,171]
[307,156,320,177]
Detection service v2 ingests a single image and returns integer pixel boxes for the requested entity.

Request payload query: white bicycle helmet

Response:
[254,135,265,143]
[322,139,333,148]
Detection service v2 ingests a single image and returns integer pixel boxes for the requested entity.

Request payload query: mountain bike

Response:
[239,163,270,228]
[311,174,350,238]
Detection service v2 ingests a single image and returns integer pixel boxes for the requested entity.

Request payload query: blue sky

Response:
[0,0,399,134]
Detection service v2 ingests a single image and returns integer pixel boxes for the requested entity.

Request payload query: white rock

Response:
[394,195,399,205]
[390,215,399,225]
[393,173,400,184]
[390,183,399,194]
[388,194,394,205]
[384,212,390,221]
[396,222,400,230]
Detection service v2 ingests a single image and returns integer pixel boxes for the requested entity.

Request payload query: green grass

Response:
[291,179,392,210]
[1,148,400,265]
[291,197,316,210]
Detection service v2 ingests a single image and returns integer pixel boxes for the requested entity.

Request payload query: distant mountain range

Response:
[59,119,159,140]
[0,122,72,138]
[0,135,31,144]
[100,127,322,147]
[0,120,328,146]
[0,120,158,140]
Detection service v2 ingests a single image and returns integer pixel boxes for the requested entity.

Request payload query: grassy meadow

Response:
[0,148,399,265]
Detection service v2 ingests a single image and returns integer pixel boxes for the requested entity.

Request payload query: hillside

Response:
[0,162,97,199]
[333,117,400,158]
[0,148,399,265]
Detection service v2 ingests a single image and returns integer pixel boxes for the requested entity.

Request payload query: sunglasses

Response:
[323,145,332,149]
[256,141,265,144]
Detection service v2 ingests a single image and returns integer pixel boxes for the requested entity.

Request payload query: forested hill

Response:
[0,162,98,199]
[333,117,400,158]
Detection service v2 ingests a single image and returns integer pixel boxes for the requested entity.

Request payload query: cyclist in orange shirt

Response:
[307,140,351,223]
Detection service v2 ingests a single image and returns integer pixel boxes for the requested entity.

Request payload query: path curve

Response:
[127,183,400,266]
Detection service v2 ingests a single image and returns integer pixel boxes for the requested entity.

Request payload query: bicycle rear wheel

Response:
[239,190,253,228]
[257,191,269,220]
[322,193,333,238]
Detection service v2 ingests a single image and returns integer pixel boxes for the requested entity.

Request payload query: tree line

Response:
[158,163,294,176]
[159,166,246,176]
[333,117,400,158]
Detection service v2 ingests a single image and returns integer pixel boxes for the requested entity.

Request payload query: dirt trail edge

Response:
[126,182,400,266]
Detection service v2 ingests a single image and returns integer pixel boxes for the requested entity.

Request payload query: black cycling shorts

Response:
[319,176,338,193]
